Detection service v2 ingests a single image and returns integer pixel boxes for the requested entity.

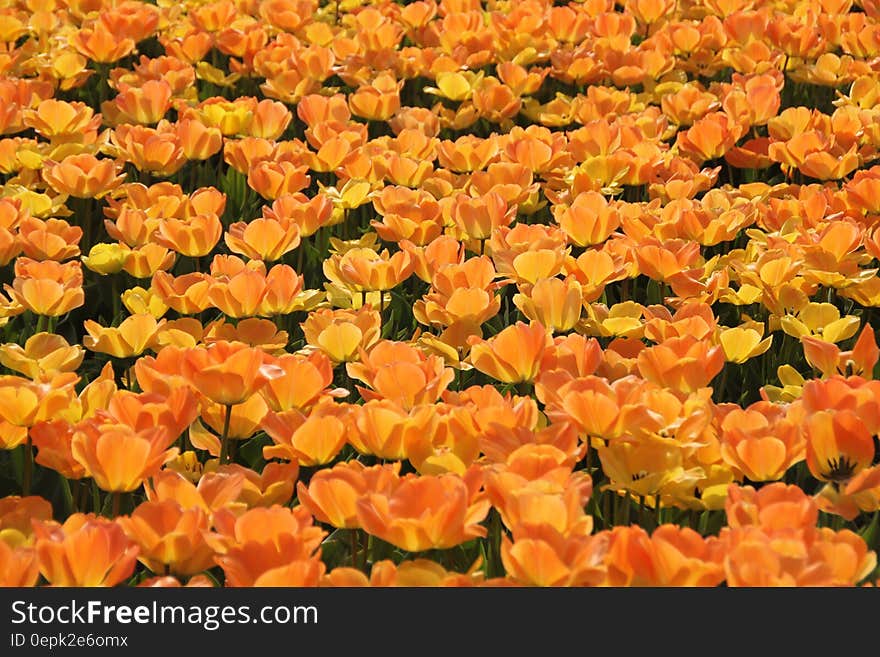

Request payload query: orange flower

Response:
[118,500,214,576]
[468,321,552,384]
[71,419,178,492]
[298,461,400,529]
[176,118,223,160]
[301,306,382,364]
[356,471,489,552]
[113,79,173,125]
[348,73,402,121]
[0,540,39,586]
[111,123,187,176]
[437,135,499,172]
[6,258,84,317]
[371,186,444,246]
[150,270,212,313]
[404,403,481,476]
[805,410,875,484]
[472,78,521,124]
[83,314,161,358]
[225,217,301,262]
[207,261,312,318]
[199,395,269,444]
[261,400,349,466]
[156,213,223,258]
[676,112,744,163]
[347,340,455,409]
[501,523,610,587]
[446,191,516,242]
[217,462,299,510]
[22,99,101,143]
[485,444,592,536]
[210,505,325,587]
[634,237,702,283]
[513,276,583,333]
[0,332,84,380]
[263,193,334,238]
[604,525,725,587]
[181,340,282,406]
[107,388,199,446]
[258,352,335,413]
[326,247,414,293]
[636,336,725,393]
[33,514,139,586]
[247,161,311,200]
[719,402,805,482]
[553,191,621,247]
[41,154,125,199]
[72,26,135,63]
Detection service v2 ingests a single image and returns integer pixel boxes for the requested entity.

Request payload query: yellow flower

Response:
[82,242,130,275]
[779,302,861,343]
[121,286,168,319]
[719,326,773,364]
[83,314,162,358]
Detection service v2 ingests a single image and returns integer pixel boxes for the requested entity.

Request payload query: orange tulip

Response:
[22,99,101,144]
[199,394,269,442]
[553,191,622,247]
[247,161,311,200]
[301,306,382,364]
[6,257,84,317]
[156,213,223,258]
[257,351,335,413]
[446,191,516,243]
[210,505,325,587]
[262,400,349,466]
[181,340,281,407]
[676,112,744,163]
[468,321,553,384]
[348,73,401,121]
[113,79,172,125]
[71,419,177,492]
[513,276,583,333]
[83,314,161,358]
[636,336,725,393]
[297,461,400,529]
[719,402,805,482]
[263,193,334,238]
[32,514,139,586]
[111,123,187,176]
[356,472,489,551]
[326,247,414,293]
[347,340,455,409]
[41,154,125,199]
[107,387,199,446]
[501,523,610,587]
[118,500,214,576]
[0,332,84,380]
[0,540,39,586]
[225,217,301,262]
[805,410,875,484]
[605,525,726,587]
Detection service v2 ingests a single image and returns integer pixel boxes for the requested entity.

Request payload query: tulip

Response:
[118,501,214,576]
[71,420,178,493]
[33,514,139,586]
[468,321,552,384]
[356,472,490,552]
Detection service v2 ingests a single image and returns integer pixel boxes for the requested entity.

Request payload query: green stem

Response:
[22,435,33,496]
[111,491,121,518]
[218,403,234,465]
[350,529,359,569]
